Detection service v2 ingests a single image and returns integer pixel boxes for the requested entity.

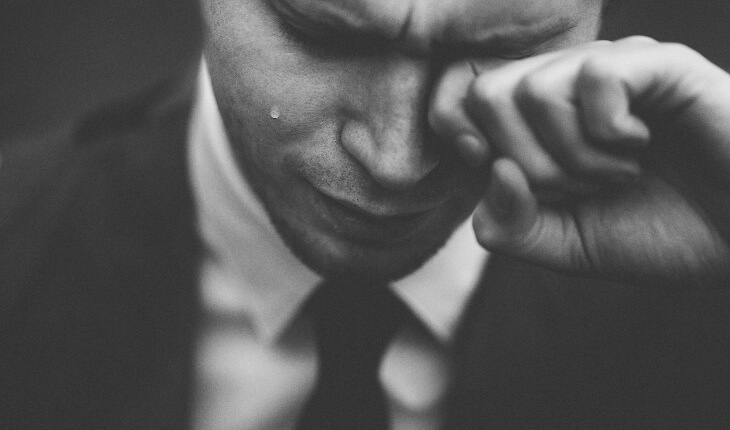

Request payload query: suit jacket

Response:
[3,93,730,429]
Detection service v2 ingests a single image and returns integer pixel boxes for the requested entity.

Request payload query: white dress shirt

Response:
[189,62,489,430]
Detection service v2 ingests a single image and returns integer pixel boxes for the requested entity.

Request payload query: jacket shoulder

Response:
[0,103,201,429]
[448,254,730,428]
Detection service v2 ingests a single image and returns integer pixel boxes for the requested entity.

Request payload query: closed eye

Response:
[278,14,384,57]
[439,19,578,62]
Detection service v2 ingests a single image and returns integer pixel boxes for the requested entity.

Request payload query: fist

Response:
[430,37,730,288]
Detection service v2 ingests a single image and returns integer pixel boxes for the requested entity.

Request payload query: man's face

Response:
[202,0,603,280]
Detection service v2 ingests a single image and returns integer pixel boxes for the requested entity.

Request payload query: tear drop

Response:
[270,106,280,119]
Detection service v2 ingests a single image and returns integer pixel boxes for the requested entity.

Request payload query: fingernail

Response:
[455,134,489,166]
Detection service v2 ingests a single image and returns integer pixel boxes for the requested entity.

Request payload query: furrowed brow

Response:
[270,0,386,36]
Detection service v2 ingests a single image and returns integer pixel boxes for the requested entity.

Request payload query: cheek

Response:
[206,51,351,188]
[203,0,348,148]
[208,56,338,141]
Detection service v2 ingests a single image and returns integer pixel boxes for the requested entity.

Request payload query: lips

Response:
[314,188,437,244]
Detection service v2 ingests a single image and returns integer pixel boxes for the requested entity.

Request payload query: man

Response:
[3,0,730,429]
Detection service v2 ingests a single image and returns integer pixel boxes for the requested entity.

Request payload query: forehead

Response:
[271,0,601,50]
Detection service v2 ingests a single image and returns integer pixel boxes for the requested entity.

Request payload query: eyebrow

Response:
[271,0,580,58]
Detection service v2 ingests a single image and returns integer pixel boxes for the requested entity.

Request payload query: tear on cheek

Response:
[270,106,281,119]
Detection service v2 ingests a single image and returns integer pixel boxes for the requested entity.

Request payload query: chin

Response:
[270,211,453,282]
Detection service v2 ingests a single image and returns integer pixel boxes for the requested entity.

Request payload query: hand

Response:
[429,37,730,288]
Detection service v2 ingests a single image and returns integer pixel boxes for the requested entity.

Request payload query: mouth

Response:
[314,188,437,245]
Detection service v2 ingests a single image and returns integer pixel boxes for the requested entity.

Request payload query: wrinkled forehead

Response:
[271,0,600,51]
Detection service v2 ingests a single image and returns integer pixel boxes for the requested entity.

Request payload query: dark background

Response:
[0,0,202,138]
[602,0,729,68]
[0,0,728,218]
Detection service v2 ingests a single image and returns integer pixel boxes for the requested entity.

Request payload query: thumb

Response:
[473,158,538,248]
[474,158,594,274]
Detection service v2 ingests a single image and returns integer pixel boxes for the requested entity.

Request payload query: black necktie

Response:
[296,281,410,430]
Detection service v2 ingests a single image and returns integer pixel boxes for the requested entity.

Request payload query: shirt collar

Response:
[188,61,488,345]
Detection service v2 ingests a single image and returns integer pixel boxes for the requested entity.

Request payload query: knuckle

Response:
[580,56,616,83]
[470,74,511,110]
[620,35,658,45]
[516,73,555,113]
[592,40,613,47]
[428,99,457,134]
[661,42,701,61]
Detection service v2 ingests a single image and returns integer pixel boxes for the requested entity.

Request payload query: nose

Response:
[340,55,439,190]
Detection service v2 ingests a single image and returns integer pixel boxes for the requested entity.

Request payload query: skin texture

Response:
[202,0,730,288]
[201,0,603,281]
[466,39,730,288]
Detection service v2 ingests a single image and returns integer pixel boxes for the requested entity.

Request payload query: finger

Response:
[515,66,642,184]
[571,36,730,178]
[472,158,538,248]
[466,45,615,194]
[581,38,706,118]
[467,65,573,191]
[473,158,593,274]
[429,60,490,165]
[577,53,651,153]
